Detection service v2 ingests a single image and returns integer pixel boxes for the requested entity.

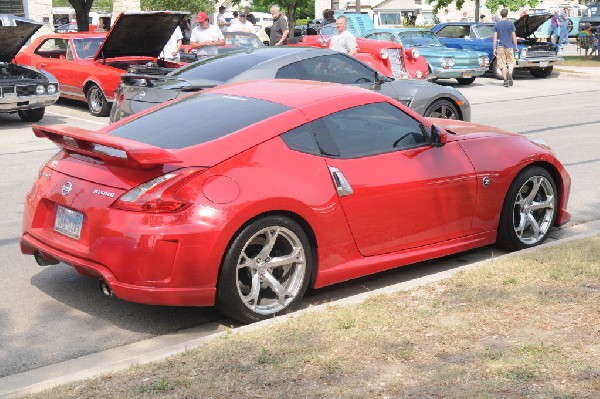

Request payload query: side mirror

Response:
[374,72,386,86]
[430,125,447,147]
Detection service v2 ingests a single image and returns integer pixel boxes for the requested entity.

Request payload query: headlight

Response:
[520,48,527,59]
[380,49,389,60]
[448,57,455,67]
[416,70,423,79]
[35,85,45,95]
[479,56,489,67]
[411,48,420,59]
[441,57,454,68]
[47,84,57,94]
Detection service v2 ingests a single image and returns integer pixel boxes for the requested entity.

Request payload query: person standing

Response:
[460,11,469,22]
[493,8,518,87]
[438,8,450,23]
[329,15,357,56]
[217,6,229,32]
[269,4,289,46]
[190,12,225,57]
[414,10,425,26]
[160,25,183,61]
[550,10,560,44]
[559,7,569,47]
[229,13,254,33]
[244,6,256,25]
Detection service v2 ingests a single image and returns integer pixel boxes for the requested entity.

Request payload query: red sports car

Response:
[15,11,186,117]
[21,80,570,324]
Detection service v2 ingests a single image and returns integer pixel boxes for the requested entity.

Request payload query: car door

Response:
[310,101,478,256]
[31,38,76,95]
[275,53,399,100]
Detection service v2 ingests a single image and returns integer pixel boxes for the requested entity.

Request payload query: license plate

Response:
[54,206,83,240]
[539,61,548,67]
[462,72,472,78]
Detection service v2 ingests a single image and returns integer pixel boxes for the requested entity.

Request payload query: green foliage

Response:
[141,0,213,13]
[427,0,540,14]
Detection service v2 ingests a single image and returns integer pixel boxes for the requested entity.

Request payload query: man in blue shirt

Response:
[493,8,518,87]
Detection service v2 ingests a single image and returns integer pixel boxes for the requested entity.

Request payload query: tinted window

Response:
[281,124,320,155]
[276,54,375,84]
[171,52,270,81]
[110,93,290,149]
[311,102,427,159]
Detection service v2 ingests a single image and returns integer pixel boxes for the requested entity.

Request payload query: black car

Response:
[0,22,59,122]
[110,47,470,123]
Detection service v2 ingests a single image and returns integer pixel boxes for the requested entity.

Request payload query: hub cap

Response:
[512,175,555,245]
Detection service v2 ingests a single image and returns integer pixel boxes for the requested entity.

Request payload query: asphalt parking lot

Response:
[1,62,600,397]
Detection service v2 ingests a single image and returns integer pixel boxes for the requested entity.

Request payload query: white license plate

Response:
[539,61,548,67]
[462,72,472,78]
[54,206,83,240]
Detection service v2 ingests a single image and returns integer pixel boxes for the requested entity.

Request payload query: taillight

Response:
[112,167,205,213]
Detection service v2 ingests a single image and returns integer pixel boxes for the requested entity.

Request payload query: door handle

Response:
[328,167,353,197]
[40,63,47,68]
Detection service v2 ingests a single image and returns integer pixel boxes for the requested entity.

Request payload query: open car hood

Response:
[0,22,42,63]
[95,11,187,60]
[515,13,553,38]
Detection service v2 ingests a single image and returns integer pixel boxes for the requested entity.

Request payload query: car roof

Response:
[207,79,387,109]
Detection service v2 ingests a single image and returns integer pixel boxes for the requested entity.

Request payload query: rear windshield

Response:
[109,93,290,149]
[171,52,270,82]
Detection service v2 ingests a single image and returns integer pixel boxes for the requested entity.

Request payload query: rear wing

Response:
[32,125,181,169]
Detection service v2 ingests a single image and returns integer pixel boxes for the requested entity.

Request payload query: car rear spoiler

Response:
[32,125,181,169]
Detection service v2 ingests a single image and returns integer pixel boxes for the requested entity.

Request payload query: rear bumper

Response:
[516,57,563,69]
[21,233,217,306]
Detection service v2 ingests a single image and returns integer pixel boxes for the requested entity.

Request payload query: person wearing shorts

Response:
[493,8,518,87]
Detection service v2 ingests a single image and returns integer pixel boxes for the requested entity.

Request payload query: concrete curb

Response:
[2,220,600,398]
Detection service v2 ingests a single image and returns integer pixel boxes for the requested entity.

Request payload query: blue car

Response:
[432,13,563,79]
[362,28,489,85]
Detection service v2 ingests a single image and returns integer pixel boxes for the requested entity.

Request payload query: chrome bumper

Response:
[0,92,59,112]
[516,57,564,69]
[433,67,488,79]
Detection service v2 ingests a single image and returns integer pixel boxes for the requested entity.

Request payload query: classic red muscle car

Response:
[15,11,186,117]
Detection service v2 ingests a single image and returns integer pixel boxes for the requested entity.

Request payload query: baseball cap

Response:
[196,12,209,23]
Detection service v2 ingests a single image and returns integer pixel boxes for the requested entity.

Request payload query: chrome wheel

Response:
[86,85,110,116]
[424,99,460,120]
[512,175,555,245]
[236,226,306,315]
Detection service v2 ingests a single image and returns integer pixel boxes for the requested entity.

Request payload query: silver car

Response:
[110,47,470,123]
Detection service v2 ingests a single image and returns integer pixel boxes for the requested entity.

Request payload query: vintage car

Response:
[0,22,59,122]
[109,47,470,123]
[432,14,563,79]
[22,80,571,323]
[362,28,489,85]
[15,11,186,117]
[291,21,429,80]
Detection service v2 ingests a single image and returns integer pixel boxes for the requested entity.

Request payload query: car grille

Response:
[526,50,556,58]
[387,48,405,78]
[16,84,37,97]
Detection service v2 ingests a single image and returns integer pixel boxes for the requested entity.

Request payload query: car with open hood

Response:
[432,13,563,79]
[362,28,489,85]
[0,21,59,122]
[21,80,570,324]
[109,47,470,123]
[14,11,186,117]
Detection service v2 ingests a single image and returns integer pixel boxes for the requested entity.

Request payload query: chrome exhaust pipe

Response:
[34,250,59,266]
[98,280,113,297]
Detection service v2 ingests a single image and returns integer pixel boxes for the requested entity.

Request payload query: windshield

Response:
[224,33,262,49]
[398,31,442,47]
[172,51,270,81]
[585,6,600,17]
[72,37,103,59]
[476,25,495,39]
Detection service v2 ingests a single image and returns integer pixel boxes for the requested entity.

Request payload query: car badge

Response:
[482,176,491,187]
[139,90,146,99]
[61,181,73,196]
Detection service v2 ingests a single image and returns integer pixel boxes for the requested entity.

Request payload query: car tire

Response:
[216,215,313,323]
[86,84,110,117]
[530,66,553,78]
[18,107,45,122]
[497,166,558,251]
[456,77,476,85]
[424,99,460,120]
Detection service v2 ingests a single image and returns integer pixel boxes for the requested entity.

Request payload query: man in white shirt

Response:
[217,6,229,31]
[190,12,225,57]
[329,15,357,56]
[160,26,183,61]
[228,14,254,33]
[414,10,425,26]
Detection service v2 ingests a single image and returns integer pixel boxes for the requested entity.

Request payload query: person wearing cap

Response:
[190,12,225,57]
[244,6,256,25]
[217,6,229,31]
[269,4,289,46]
[229,13,254,33]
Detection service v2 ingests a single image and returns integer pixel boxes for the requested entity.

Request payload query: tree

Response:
[427,0,539,21]
[140,0,214,13]
[247,0,315,37]
[67,0,95,31]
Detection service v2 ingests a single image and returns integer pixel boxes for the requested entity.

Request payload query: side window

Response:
[280,123,320,155]
[436,25,469,38]
[311,102,427,159]
[35,38,69,59]
[276,54,376,85]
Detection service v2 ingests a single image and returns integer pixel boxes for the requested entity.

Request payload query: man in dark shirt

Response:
[269,4,289,46]
[244,6,256,25]
[493,8,518,87]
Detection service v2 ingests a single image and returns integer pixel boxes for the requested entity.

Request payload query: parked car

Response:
[0,14,35,26]
[22,80,571,323]
[15,11,187,117]
[54,22,99,33]
[0,22,59,122]
[295,21,429,80]
[432,13,563,79]
[109,47,469,123]
[362,28,489,85]
[179,31,263,62]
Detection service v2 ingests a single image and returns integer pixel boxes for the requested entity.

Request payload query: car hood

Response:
[515,13,552,38]
[95,11,187,60]
[427,118,519,139]
[0,22,42,62]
